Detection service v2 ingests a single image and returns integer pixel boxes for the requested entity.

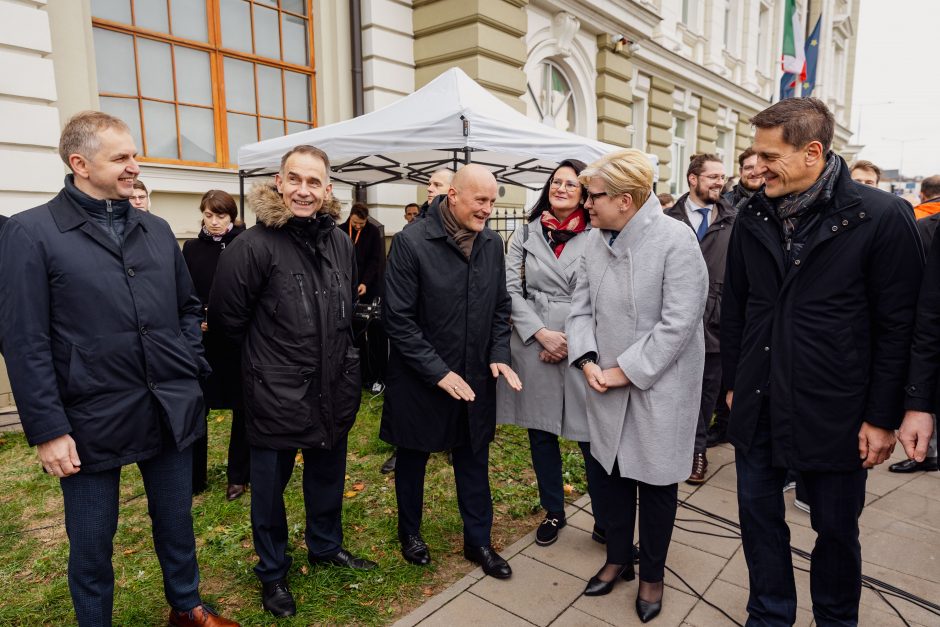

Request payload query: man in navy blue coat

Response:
[0,111,237,627]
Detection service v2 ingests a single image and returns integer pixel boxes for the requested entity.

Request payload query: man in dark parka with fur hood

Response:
[209,146,374,619]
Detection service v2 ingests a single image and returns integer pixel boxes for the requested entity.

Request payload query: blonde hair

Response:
[579,149,654,210]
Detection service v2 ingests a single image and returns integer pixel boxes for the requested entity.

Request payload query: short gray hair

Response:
[59,110,131,170]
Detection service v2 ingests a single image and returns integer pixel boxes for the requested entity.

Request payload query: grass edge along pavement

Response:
[0,391,588,625]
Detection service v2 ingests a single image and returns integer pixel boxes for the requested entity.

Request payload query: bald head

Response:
[427,168,455,202]
[447,164,497,232]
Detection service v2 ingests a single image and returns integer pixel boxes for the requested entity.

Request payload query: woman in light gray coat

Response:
[496,159,606,548]
[567,149,707,623]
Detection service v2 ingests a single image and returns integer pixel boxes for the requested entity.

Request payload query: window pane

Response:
[220,0,252,53]
[260,117,284,140]
[287,121,311,135]
[256,0,278,7]
[256,65,283,117]
[227,113,258,158]
[137,38,174,101]
[100,97,142,150]
[94,28,138,96]
[142,100,179,158]
[179,106,216,162]
[282,0,306,15]
[170,0,208,42]
[283,71,310,120]
[175,47,212,106]
[281,13,308,65]
[92,0,131,23]
[135,0,169,33]
[254,5,281,59]
[224,57,256,113]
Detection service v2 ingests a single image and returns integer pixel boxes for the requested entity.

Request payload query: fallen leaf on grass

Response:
[300,565,308,575]
[344,491,359,498]
[215,415,225,422]
[352,482,365,491]
[563,484,573,494]
[422,587,434,596]
[122,549,136,556]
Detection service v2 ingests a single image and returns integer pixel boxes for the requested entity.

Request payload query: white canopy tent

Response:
[237,68,656,194]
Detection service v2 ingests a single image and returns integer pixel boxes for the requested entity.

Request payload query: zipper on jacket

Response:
[294,273,313,323]
[106,199,113,232]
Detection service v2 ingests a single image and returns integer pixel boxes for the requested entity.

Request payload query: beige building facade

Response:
[0,0,860,406]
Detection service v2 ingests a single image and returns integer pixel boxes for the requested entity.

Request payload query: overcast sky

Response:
[851,0,940,178]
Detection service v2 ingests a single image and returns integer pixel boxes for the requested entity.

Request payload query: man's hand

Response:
[357,284,367,297]
[438,371,475,401]
[534,328,567,361]
[200,321,208,332]
[37,434,81,477]
[898,410,935,462]
[601,367,630,389]
[726,390,734,410]
[858,421,897,469]
[583,362,607,393]
[491,362,522,391]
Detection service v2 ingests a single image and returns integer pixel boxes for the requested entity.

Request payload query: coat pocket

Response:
[247,364,316,436]
[331,347,362,437]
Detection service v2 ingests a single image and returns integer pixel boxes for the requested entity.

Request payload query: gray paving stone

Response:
[522,525,606,581]
[663,540,728,598]
[703,460,737,493]
[469,553,586,626]
[859,562,940,627]
[393,575,477,627]
[672,498,742,559]
[683,578,819,627]
[416,592,535,626]
[567,509,598,535]
[549,607,613,626]
[865,487,940,530]
[860,522,940,584]
[572,580,698,626]
[865,465,921,497]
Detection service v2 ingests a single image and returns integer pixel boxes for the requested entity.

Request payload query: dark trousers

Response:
[528,430,605,526]
[192,422,208,494]
[736,412,867,626]
[61,444,201,626]
[250,438,347,583]
[226,406,250,484]
[587,454,678,582]
[395,442,493,546]
[695,352,723,453]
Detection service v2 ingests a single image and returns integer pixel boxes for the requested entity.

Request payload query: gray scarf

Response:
[439,198,477,259]
[772,152,839,239]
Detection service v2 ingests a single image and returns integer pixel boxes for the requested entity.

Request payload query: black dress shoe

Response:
[309,548,377,570]
[399,534,430,565]
[535,512,566,546]
[380,452,397,474]
[463,545,511,579]
[636,595,662,623]
[583,563,635,596]
[591,525,607,544]
[888,457,938,473]
[226,483,246,501]
[261,578,296,617]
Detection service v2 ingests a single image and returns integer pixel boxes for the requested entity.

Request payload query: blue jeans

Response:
[736,411,867,626]
[60,444,201,627]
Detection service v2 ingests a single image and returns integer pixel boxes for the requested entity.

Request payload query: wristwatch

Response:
[574,356,596,370]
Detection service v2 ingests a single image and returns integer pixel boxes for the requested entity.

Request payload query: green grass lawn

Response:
[0,392,588,625]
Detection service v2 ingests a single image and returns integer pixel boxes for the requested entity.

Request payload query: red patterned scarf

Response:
[540,208,587,257]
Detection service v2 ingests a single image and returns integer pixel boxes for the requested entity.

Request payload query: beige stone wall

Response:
[594,34,632,148]
[647,76,675,188]
[697,97,719,154]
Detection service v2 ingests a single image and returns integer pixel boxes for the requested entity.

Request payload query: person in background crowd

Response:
[914,175,940,221]
[130,179,151,212]
[182,190,248,500]
[382,164,521,577]
[567,149,706,622]
[426,168,454,206]
[0,111,238,627]
[0,214,7,232]
[722,97,923,625]
[849,160,882,187]
[656,192,675,210]
[665,154,735,485]
[209,145,375,619]
[339,202,388,392]
[404,202,420,224]
[722,147,763,211]
[496,159,607,547]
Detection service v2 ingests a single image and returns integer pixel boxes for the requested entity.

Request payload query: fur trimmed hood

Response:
[248,183,342,228]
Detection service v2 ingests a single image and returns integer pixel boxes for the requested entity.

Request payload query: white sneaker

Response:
[794,498,811,514]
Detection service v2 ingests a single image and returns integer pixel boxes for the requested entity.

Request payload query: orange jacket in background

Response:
[914,199,940,220]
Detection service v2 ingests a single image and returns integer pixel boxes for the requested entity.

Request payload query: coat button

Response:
[148,381,157,390]
[794,259,801,265]
[756,211,761,216]
[127,267,135,277]
[140,326,148,335]
[831,226,838,232]
[859,212,866,218]
[842,219,849,226]
[764,346,770,351]
[756,389,761,394]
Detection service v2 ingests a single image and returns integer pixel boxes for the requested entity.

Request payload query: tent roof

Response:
[237,68,647,189]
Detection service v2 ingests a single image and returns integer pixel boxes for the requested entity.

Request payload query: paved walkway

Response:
[394,443,940,626]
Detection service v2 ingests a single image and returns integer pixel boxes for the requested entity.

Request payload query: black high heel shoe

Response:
[635,590,663,622]
[583,562,636,596]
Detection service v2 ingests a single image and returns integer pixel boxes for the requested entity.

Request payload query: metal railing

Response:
[488,206,531,251]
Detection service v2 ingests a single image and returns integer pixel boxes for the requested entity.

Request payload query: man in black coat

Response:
[381,164,521,577]
[209,145,374,618]
[665,153,735,484]
[721,98,924,625]
[0,111,237,627]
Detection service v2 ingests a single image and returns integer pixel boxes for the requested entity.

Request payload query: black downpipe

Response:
[350,0,366,203]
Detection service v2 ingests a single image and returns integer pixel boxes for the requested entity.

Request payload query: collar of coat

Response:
[247,183,341,229]
[666,192,736,227]
[48,185,149,260]
[604,191,667,255]
[421,194,500,250]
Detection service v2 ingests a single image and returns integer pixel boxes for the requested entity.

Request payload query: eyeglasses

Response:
[550,179,580,192]
[586,191,608,202]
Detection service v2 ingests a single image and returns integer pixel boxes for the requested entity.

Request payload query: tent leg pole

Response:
[463,147,471,164]
[354,182,366,203]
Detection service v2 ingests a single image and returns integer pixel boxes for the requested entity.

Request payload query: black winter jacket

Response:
[209,185,361,450]
[905,211,940,415]
[0,186,209,472]
[338,219,385,300]
[665,194,736,353]
[380,196,512,452]
[183,224,246,408]
[721,158,924,471]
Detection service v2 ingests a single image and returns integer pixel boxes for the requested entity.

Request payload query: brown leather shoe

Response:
[226,484,246,501]
[168,604,240,626]
[685,452,708,485]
